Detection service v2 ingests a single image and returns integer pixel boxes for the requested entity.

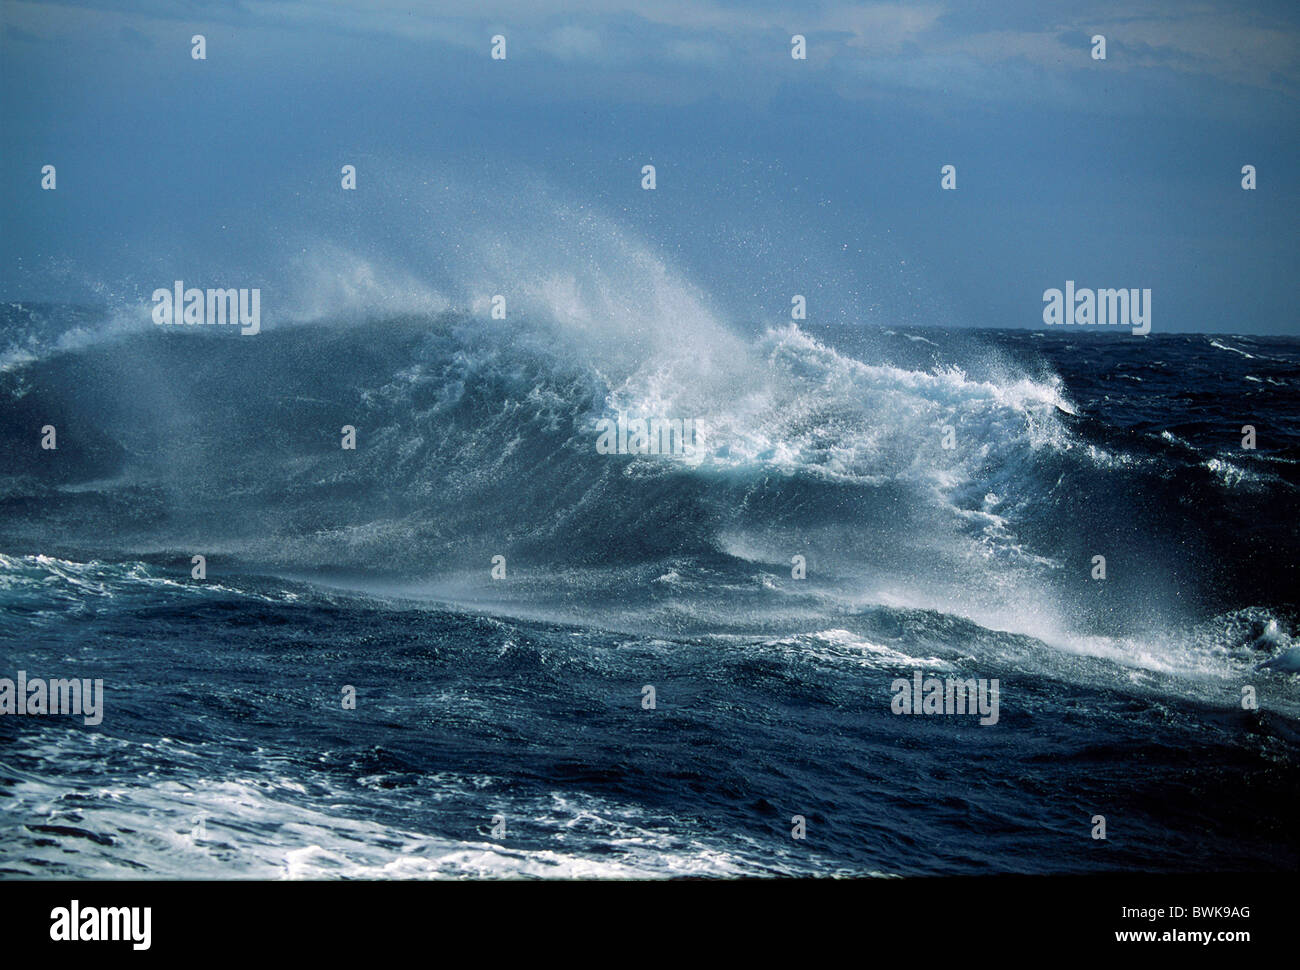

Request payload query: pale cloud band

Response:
[6,0,1298,105]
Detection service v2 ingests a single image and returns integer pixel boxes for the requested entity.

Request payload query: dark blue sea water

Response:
[1,302,1298,877]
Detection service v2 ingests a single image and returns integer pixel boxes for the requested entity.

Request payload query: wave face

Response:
[2,302,1297,629]
[2,296,1299,877]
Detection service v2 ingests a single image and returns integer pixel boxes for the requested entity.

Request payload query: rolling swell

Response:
[0,303,1297,643]
[3,301,1300,878]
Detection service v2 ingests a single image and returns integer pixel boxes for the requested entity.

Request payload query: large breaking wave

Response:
[2,181,1299,706]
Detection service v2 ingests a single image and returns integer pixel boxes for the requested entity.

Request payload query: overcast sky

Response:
[3,0,1298,334]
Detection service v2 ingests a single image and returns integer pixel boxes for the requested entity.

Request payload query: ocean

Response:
[1,301,1298,878]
